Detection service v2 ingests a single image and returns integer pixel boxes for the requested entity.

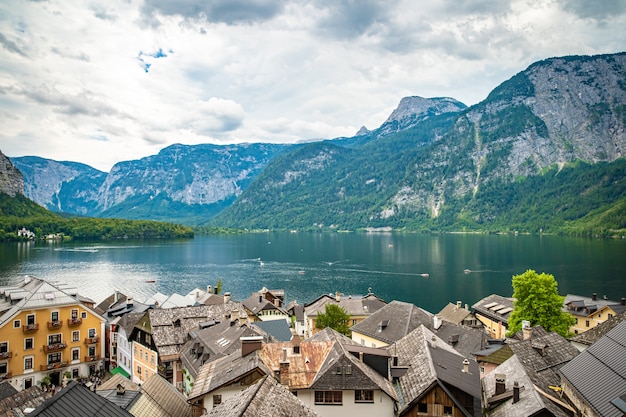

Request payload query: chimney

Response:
[465,303,469,311]
[207,285,212,295]
[195,290,200,299]
[259,295,263,303]
[116,384,126,396]
[114,289,119,303]
[456,301,462,310]
[592,293,597,301]
[335,291,341,302]
[495,374,506,395]
[621,298,625,306]
[241,336,263,356]
[279,347,290,386]
[462,358,469,373]
[513,381,520,403]
[434,315,442,330]
[522,320,532,340]
[224,292,231,304]
[126,297,134,307]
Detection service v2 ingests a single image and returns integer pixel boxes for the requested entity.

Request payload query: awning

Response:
[110,366,130,378]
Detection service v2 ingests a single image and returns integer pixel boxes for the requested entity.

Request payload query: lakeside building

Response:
[472,294,514,339]
[563,293,626,335]
[0,276,106,391]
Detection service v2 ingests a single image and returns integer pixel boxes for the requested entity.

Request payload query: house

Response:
[260,328,398,417]
[569,310,626,351]
[286,302,306,337]
[242,289,288,322]
[472,294,514,339]
[472,341,511,379]
[130,303,244,389]
[0,276,106,391]
[205,376,320,417]
[390,325,482,417]
[351,300,488,359]
[114,312,145,382]
[28,380,134,417]
[438,301,479,327]
[563,293,626,335]
[186,286,225,306]
[188,340,273,414]
[304,291,386,338]
[560,320,626,417]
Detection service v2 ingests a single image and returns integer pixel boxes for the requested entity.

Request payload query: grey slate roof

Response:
[0,386,52,417]
[563,294,626,317]
[206,376,320,417]
[29,381,134,417]
[0,382,17,402]
[560,320,626,417]
[304,293,386,317]
[472,294,514,324]
[482,355,573,417]
[350,300,432,344]
[390,325,481,415]
[252,319,292,342]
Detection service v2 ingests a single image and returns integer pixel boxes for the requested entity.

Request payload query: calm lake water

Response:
[1,233,625,313]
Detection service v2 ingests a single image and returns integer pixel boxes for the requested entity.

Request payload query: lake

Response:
[1,233,625,313]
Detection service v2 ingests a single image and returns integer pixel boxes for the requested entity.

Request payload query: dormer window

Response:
[173,319,181,328]
[293,346,300,354]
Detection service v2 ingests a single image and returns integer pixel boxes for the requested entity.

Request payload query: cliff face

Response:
[0,150,24,197]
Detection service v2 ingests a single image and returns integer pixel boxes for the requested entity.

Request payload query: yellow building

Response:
[564,293,626,335]
[472,294,514,339]
[0,276,106,391]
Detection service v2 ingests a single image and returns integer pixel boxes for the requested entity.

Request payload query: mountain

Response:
[214,53,626,233]
[0,150,24,197]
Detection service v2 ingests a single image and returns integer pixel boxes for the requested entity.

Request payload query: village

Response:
[0,276,625,417]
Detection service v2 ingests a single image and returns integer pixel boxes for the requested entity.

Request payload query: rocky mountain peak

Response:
[0,150,24,197]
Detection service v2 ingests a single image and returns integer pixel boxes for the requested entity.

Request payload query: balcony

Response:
[47,320,63,330]
[22,323,39,333]
[0,351,13,360]
[68,317,82,326]
[84,337,99,345]
[84,355,100,362]
[0,372,12,380]
[40,361,68,371]
[43,342,67,353]
[158,364,173,380]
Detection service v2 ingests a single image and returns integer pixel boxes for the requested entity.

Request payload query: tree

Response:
[507,269,575,337]
[316,304,351,336]
[216,278,223,295]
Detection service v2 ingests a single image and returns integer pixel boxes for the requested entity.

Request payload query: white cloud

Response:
[0,0,624,171]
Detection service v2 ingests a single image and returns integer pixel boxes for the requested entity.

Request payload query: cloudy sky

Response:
[1,0,625,171]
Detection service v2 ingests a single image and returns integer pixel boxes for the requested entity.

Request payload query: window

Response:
[575,318,578,324]
[145,369,148,380]
[88,328,96,338]
[344,365,352,375]
[27,314,35,325]
[48,352,61,364]
[480,366,485,374]
[24,338,34,350]
[417,403,428,413]
[72,331,80,342]
[150,355,155,365]
[24,357,33,371]
[71,309,78,319]
[146,334,151,344]
[355,390,374,403]
[81,312,87,319]
[213,395,222,407]
[137,365,142,379]
[293,346,300,354]
[609,313,614,319]
[13,320,21,328]
[586,320,590,328]
[335,366,342,375]
[24,378,33,389]
[352,319,358,325]
[0,363,7,374]
[88,346,96,357]
[72,368,79,378]
[0,342,7,353]
[72,348,80,361]
[444,405,453,415]
[48,334,62,345]
[51,311,59,321]
[315,391,342,405]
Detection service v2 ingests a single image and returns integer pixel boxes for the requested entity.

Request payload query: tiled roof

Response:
[242,293,287,316]
[569,311,626,346]
[0,386,52,417]
[350,300,432,344]
[98,373,140,392]
[438,302,474,325]
[0,382,17,402]
[128,374,192,417]
[472,294,514,324]
[252,319,292,342]
[560,320,626,417]
[390,325,480,414]
[304,293,386,317]
[563,294,625,317]
[206,376,320,417]
[482,355,573,417]
[29,381,133,417]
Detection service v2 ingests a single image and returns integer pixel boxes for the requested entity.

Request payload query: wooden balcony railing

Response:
[0,372,12,380]
[68,317,82,326]
[84,337,99,345]
[84,355,100,362]
[43,342,67,353]
[0,351,12,360]
[47,320,63,330]
[22,323,39,333]
[40,361,67,371]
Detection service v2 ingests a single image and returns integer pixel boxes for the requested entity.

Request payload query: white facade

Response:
[295,389,395,417]
[116,326,133,378]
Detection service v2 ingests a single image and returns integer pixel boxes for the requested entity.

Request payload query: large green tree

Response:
[507,269,575,337]
[316,304,351,336]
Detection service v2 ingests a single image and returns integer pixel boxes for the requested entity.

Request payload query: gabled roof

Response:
[128,374,192,417]
[482,355,574,417]
[188,349,272,401]
[569,311,626,347]
[98,373,140,392]
[252,319,292,342]
[242,293,287,316]
[206,376,320,417]
[29,381,134,417]
[350,300,432,344]
[390,325,480,415]
[117,312,146,337]
[560,320,626,417]
[472,294,514,324]
[563,294,625,317]
[438,302,474,325]
[0,385,51,417]
[304,293,386,317]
